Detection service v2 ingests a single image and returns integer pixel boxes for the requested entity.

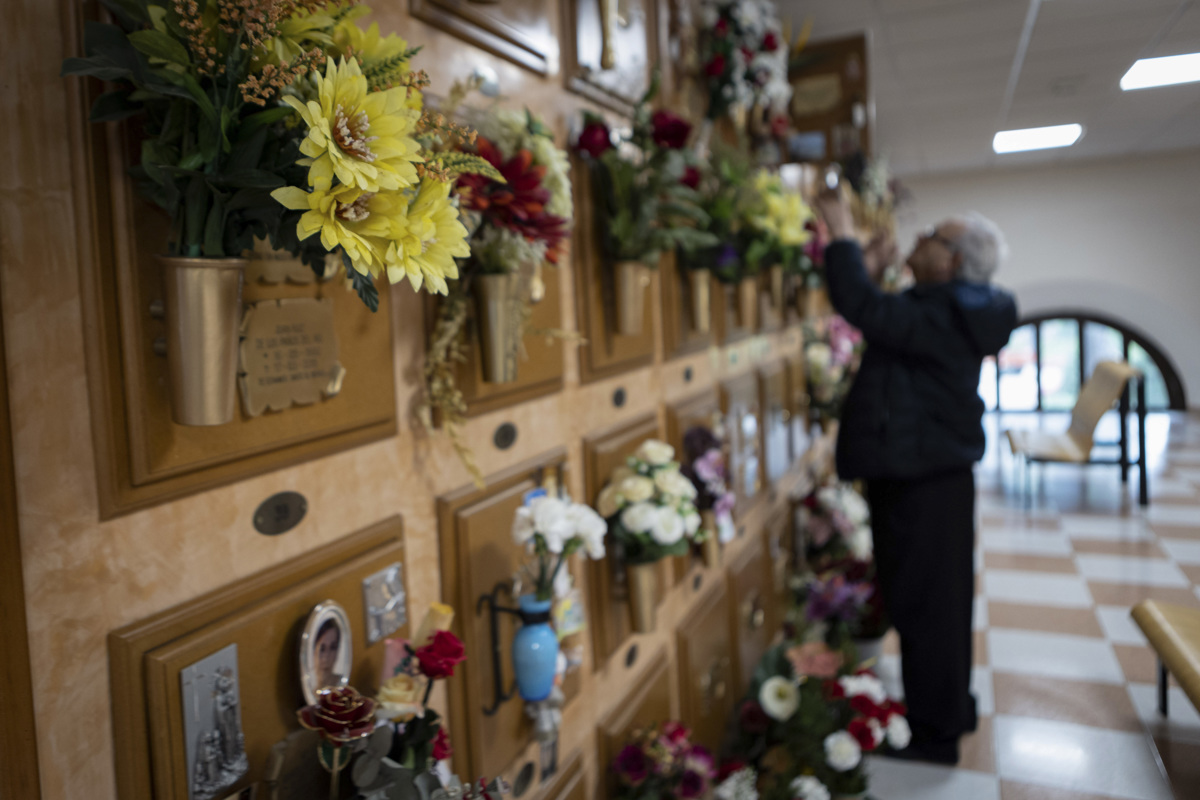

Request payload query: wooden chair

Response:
[1131,600,1200,718]
[1005,360,1148,506]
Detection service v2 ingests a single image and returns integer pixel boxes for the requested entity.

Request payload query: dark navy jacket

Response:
[825,240,1018,481]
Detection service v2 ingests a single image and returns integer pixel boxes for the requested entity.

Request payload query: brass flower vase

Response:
[736,276,759,331]
[769,265,785,312]
[159,255,246,426]
[805,286,833,320]
[615,260,650,336]
[473,272,519,384]
[626,561,658,633]
[700,512,721,567]
[687,268,712,334]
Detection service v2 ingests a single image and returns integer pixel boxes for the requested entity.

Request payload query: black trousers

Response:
[867,468,977,744]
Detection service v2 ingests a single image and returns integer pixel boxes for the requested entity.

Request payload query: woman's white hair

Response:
[951,212,1008,284]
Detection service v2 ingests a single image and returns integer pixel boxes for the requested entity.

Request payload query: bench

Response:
[1130,600,1200,717]
[1005,360,1148,507]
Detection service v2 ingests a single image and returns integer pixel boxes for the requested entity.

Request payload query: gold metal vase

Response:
[688,268,712,333]
[626,561,659,633]
[615,260,649,336]
[473,272,519,384]
[700,511,721,567]
[736,276,759,331]
[160,255,246,426]
[769,265,785,312]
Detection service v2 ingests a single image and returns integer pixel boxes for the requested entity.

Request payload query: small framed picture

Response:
[299,601,353,705]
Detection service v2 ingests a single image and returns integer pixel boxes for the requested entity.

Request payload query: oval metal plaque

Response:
[254,491,308,535]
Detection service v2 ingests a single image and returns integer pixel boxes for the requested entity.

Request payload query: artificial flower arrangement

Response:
[696,0,792,125]
[741,170,813,314]
[422,102,575,485]
[739,170,813,280]
[803,315,864,425]
[374,603,466,771]
[788,563,883,651]
[680,424,737,565]
[513,492,607,601]
[63,1,501,309]
[612,722,716,800]
[729,648,909,800]
[575,76,716,336]
[797,483,871,565]
[63,1,501,425]
[596,439,702,631]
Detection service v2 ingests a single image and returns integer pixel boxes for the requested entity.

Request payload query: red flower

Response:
[456,137,569,261]
[717,760,746,783]
[770,113,789,138]
[414,630,466,680]
[714,18,728,36]
[680,166,701,189]
[847,717,877,751]
[738,699,770,734]
[432,726,453,761]
[661,720,691,744]
[824,678,846,699]
[740,46,754,62]
[704,54,726,77]
[577,121,613,159]
[297,686,377,745]
[850,694,885,720]
[651,110,692,149]
[762,31,779,51]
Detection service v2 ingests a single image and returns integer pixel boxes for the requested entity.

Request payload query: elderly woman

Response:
[816,192,1017,765]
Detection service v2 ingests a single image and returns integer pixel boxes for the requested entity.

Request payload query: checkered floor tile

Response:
[867,412,1200,800]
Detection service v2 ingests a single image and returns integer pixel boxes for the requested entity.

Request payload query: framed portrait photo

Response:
[299,601,353,705]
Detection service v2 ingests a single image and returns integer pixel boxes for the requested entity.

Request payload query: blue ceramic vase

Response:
[512,595,559,702]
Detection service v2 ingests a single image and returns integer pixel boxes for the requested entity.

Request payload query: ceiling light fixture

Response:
[992,124,1083,154]
[1121,52,1200,91]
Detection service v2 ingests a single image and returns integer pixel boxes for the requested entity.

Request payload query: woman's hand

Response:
[863,232,899,281]
[815,188,855,241]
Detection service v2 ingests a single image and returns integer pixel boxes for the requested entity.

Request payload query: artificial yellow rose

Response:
[619,476,656,504]
[377,673,426,722]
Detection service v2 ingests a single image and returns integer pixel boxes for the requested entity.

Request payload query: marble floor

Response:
[866,411,1200,800]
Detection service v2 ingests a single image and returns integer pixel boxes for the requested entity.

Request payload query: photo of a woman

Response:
[299,601,352,705]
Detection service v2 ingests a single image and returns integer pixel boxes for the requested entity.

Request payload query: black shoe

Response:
[962,694,979,734]
[879,737,960,766]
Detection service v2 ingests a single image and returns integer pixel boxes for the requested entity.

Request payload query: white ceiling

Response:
[780,0,1200,176]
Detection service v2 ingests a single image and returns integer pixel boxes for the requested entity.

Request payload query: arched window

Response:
[979,312,1185,412]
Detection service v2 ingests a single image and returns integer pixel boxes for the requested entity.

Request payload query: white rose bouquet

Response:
[596,439,702,564]
[512,494,608,601]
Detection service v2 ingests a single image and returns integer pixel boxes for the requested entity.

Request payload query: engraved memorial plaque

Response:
[239,298,346,417]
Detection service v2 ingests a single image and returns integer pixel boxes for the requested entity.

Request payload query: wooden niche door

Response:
[676,582,734,754]
[785,352,811,466]
[437,450,576,781]
[725,531,773,696]
[583,414,668,665]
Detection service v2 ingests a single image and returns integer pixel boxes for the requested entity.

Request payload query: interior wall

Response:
[0,2,682,799]
[2,3,817,799]
[894,149,1200,407]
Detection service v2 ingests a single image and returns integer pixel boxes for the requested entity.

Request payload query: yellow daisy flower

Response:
[390,179,469,294]
[271,182,387,278]
[283,57,423,193]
